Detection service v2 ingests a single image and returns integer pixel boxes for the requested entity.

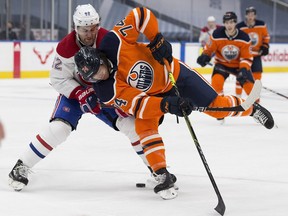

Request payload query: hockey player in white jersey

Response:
[8,4,152,192]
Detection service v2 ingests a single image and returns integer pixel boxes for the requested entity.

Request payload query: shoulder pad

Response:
[96,28,109,47]
[237,30,251,42]
[255,20,265,26]
[56,31,80,58]
[201,26,209,32]
[236,21,246,29]
[212,26,226,39]
[99,32,120,67]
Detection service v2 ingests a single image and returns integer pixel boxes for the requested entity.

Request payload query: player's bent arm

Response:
[113,7,159,44]
[239,43,253,70]
[50,54,81,98]
[202,36,216,56]
[263,24,270,45]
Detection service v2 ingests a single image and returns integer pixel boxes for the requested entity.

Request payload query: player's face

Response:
[207,21,216,29]
[224,20,236,35]
[246,12,256,24]
[90,61,109,82]
[77,24,100,46]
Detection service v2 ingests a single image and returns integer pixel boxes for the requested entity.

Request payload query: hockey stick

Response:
[99,87,260,113]
[189,63,261,112]
[262,86,288,100]
[212,64,287,100]
[192,77,260,112]
[164,60,226,216]
[99,79,261,113]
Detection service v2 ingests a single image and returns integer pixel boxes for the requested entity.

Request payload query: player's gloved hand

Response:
[197,54,211,67]
[160,96,193,117]
[259,43,269,56]
[237,68,254,85]
[74,87,101,114]
[147,33,173,65]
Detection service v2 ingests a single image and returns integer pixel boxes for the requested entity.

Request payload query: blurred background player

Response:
[235,6,270,100]
[198,16,221,47]
[197,11,255,97]
[8,4,149,192]
[197,11,254,123]
[74,7,274,199]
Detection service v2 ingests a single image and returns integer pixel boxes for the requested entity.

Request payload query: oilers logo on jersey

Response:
[221,45,239,61]
[128,61,154,92]
[247,32,259,47]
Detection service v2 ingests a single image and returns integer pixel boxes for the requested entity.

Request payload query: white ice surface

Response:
[0,73,287,216]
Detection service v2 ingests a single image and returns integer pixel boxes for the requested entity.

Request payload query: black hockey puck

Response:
[136,183,146,188]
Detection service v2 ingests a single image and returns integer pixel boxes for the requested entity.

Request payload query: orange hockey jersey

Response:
[95,7,181,119]
[236,20,270,56]
[203,26,253,70]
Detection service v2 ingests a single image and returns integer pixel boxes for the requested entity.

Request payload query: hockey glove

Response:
[259,43,269,56]
[197,54,211,67]
[147,33,173,65]
[73,87,101,115]
[237,68,254,86]
[160,96,193,117]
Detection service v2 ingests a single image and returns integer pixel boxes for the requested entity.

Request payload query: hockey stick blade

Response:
[215,198,226,216]
[241,80,261,110]
[193,80,261,112]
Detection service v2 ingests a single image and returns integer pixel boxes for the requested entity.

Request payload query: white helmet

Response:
[207,16,216,22]
[73,4,100,28]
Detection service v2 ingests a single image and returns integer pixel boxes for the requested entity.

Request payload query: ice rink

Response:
[0,73,287,216]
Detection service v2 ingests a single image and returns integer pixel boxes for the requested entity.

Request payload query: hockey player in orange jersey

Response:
[197,11,257,123]
[74,7,274,199]
[235,6,270,99]
[197,11,254,97]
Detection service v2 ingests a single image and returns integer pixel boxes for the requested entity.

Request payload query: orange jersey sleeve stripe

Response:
[132,7,159,41]
[128,92,147,115]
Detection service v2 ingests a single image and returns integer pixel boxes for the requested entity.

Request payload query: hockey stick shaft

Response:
[262,86,288,100]
[164,60,226,216]
[100,100,248,112]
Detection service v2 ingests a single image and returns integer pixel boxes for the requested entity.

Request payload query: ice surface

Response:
[0,73,287,216]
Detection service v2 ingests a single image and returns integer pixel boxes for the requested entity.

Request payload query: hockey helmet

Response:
[207,16,216,22]
[223,11,237,23]
[73,4,100,28]
[74,47,102,82]
[246,6,257,15]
